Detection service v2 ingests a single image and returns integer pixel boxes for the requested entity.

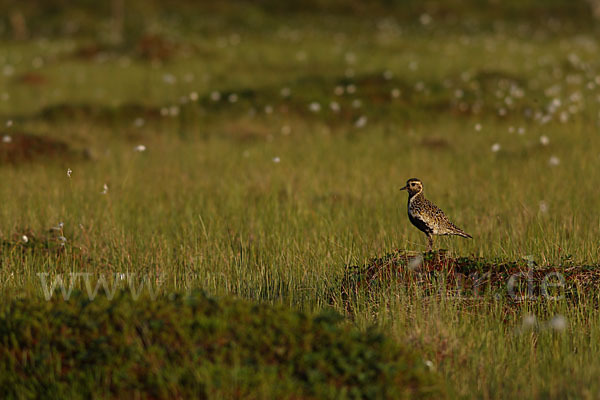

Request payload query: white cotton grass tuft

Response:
[309,102,321,112]
[354,115,368,128]
[540,135,550,146]
[67,168,72,178]
[101,183,109,195]
[2,135,11,143]
[408,255,424,271]
[134,145,146,152]
[549,315,567,331]
[491,143,501,153]
[21,235,29,243]
[522,314,536,328]
[272,156,281,163]
[280,87,291,97]
[548,156,560,166]
[424,360,435,371]
[133,117,145,127]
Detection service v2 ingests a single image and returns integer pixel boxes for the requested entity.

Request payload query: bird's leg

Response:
[426,234,434,252]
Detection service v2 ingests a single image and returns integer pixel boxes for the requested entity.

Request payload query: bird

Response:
[400,178,472,251]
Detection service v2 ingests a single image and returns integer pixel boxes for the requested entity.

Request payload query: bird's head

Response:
[400,178,423,196]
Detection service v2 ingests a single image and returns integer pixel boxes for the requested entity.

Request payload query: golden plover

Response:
[400,178,472,251]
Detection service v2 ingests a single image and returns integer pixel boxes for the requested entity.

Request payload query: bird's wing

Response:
[425,198,471,237]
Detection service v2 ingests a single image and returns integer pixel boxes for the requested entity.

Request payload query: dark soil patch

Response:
[29,102,161,123]
[0,131,81,165]
[14,72,48,86]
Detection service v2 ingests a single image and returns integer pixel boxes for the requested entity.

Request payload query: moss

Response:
[0,291,443,399]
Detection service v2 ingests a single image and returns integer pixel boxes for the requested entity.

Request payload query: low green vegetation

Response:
[1,0,600,398]
[0,290,441,399]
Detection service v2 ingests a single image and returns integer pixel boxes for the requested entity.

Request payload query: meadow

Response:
[1,1,600,398]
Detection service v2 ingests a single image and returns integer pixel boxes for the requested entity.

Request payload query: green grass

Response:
[1,1,600,398]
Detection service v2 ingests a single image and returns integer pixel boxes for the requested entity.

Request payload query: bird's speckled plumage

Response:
[400,178,471,251]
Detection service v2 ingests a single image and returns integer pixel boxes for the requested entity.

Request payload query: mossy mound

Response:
[0,291,443,399]
[338,250,599,308]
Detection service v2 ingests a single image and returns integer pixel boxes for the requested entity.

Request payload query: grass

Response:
[1,1,600,397]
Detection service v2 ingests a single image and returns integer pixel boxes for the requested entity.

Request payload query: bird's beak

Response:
[399,185,408,191]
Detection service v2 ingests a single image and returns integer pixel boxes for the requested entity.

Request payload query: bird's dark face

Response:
[400,178,423,196]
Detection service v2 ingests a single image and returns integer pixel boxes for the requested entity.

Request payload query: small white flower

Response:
[58,236,67,243]
[21,235,29,243]
[539,201,548,213]
[383,70,394,80]
[133,117,145,127]
[228,93,238,103]
[101,183,109,194]
[351,99,362,108]
[134,145,146,152]
[281,125,291,135]
[272,156,281,163]
[189,91,199,101]
[329,101,340,112]
[264,105,273,114]
[334,86,345,96]
[424,360,434,370]
[540,135,550,146]
[475,123,482,131]
[2,135,11,143]
[67,168,72,178]
[280,87,291,97]
[518,127,526,135]
[309,102,321,112]
[549,315,567,331]
[6,120,12,127]
[354,115,367,128]
[491,143,501,153]
[548,156,560,166]
[391,88,401,98]
[210,91,221,101]
[346,84,356,94]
